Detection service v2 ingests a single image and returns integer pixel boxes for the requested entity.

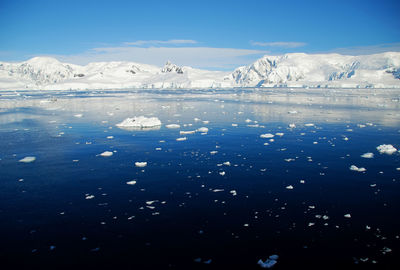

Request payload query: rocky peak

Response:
[161,61,183,74]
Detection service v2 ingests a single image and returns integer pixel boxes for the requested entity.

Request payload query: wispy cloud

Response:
[124,39,198,46]
[56,46,269,70]
[251,41,307,48]
[327,42,400,55]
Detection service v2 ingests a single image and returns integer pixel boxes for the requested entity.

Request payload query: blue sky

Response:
[0,0,399,69]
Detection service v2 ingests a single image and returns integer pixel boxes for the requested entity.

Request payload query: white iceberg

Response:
[166,124,180,129]
[135,162,147,167]
[350,165,366,172]
[361,152,374,158]
[260,133,274,139]
[116,116,161,130]
[19,156,36,163]
[126,180,137,185]
[197,127,209,133]
[180,130,196,135]
[100,151,113,157]
[376,144,397,155]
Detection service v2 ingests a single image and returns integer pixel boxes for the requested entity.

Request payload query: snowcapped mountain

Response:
[229,52,400,88]
[0,52,399,90]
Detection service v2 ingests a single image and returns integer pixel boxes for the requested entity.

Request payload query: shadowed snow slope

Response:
[1,52,399,90]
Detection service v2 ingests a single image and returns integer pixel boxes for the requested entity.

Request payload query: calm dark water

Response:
[0,89,399,269]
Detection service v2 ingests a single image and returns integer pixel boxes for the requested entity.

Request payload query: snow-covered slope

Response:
[230,52,400,88]
[1,52,399,90]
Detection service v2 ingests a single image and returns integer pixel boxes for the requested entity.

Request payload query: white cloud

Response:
[251,41,307,48]
[327,42,400,55]
[124,39,198,46]
[55,46,269,70]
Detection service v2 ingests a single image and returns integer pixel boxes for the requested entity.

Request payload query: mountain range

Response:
[1,52,399,90]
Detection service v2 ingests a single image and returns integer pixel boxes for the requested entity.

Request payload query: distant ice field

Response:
[0,88,399,269]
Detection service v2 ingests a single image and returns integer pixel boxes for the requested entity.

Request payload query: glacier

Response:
[0,52,400,90]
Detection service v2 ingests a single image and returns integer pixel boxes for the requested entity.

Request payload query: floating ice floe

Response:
[260,133,274,139]
[126,180,137,185]
[100,151,113,157]
[361,152,374,158]
[230,190,237,196]
[210,151,218,155]
[180,130,196,135]
[19,156,36,163]
[223,161,231,166]
[305,123,315,127]
[85,195,95,200]
[350,165,366,172]
[275,133,284,136]
[166,124,180,129]
[344,214,352,218]
[135,162,147,167]
[219,171,226,176]
[286,185,294,190]
[106,136,114,139]
[376,144,397,155]
[197,127,209,133]
[116,116,161,130]
[258,255,279,268]
[176,137,187,141]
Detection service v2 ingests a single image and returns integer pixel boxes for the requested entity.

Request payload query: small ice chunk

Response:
[232,123,238,127]
[146,200,158,205]
[223,161,231,166]
[135,162,147,167]
[74,114,83,118]
[116,116,161,129]
[245,119,252,123]
[361,152,374,158]
[305,123,314,127]
[350,165,366,172]
[180,130,196,135]
[85,195,95,200]
[210,151,218,155]
[344,213,352,218]
[275,133,284,136]
[203,259,212,264]
[100,151,113,157]
[126,180,137,185]
[286,185,294,190]
[219,171,226,176]
[106,136,114,139]
[202,121,209,124]
[258,258,277,268]
[166,124,180,129]
[19,156,36,163]
[260,133,274,139]
[197,127,209,133]
[288,110,298,114]
[376,144,397,155]
[230,190,237,196]
[213,189,224,192]
[289,123,296,128]
[176,137,187,141]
